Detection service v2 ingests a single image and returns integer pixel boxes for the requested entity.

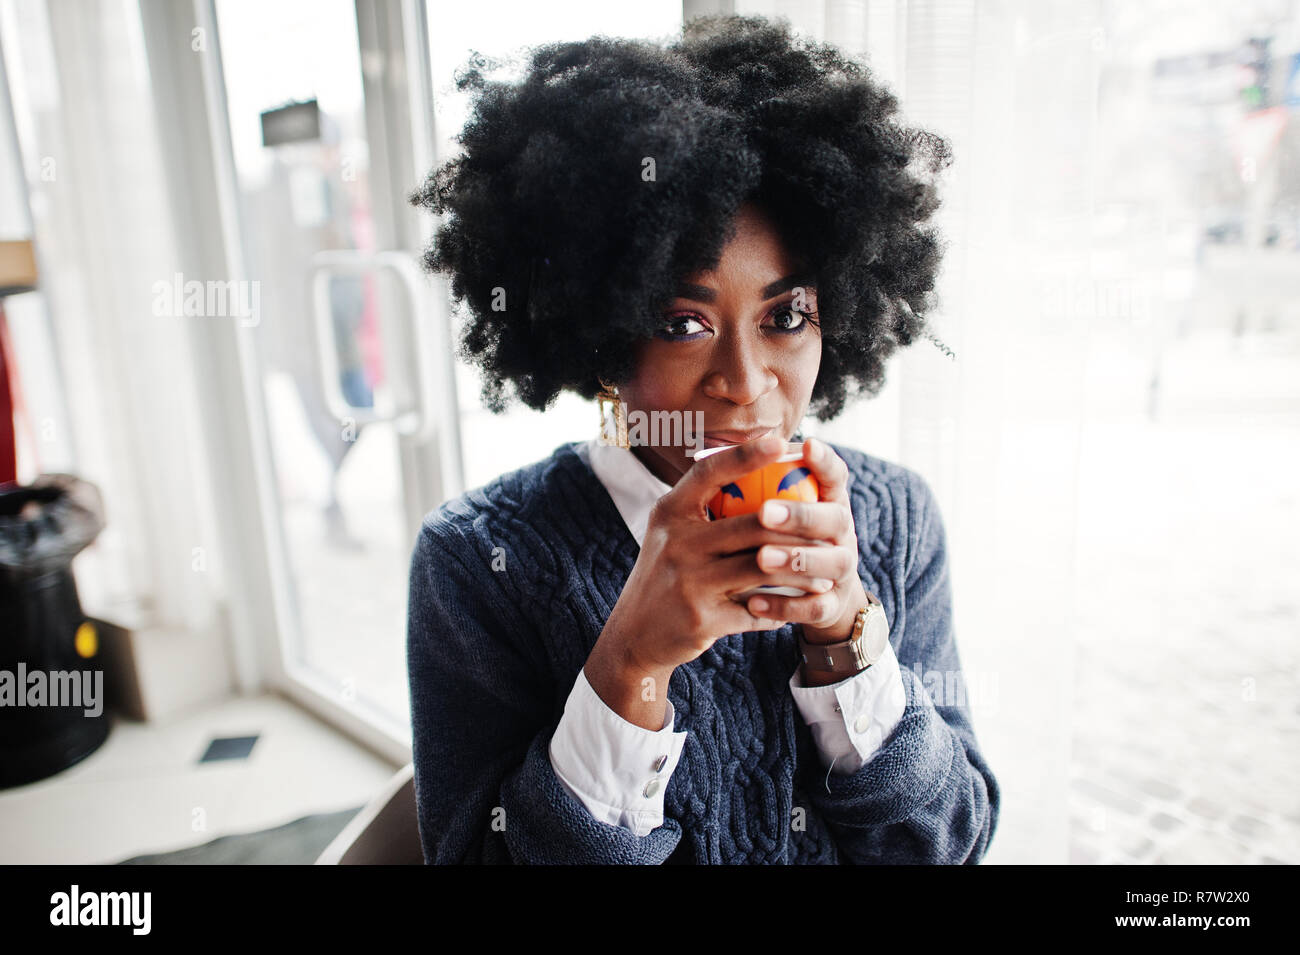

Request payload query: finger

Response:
[800,437,851,504]
[672,432,788,518]
[703,550,839,598]
[745,589,842,629]
[756,498,854,545]
[714,594,788,635]
[697,510,836,557]
[754,543,855,581]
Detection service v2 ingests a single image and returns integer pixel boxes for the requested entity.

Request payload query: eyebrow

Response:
[674,272,815,304]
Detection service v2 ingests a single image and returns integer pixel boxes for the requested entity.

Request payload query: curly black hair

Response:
[408,14,953,420]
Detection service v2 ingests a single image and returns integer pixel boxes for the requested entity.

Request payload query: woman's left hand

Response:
[745,436,870,644]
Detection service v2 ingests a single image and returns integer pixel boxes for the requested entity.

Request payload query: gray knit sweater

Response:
[406,439,999,863]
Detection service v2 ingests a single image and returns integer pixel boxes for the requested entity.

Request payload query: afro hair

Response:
[408,13,954,421]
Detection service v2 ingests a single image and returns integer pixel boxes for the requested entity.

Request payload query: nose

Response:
[701,327,778,406]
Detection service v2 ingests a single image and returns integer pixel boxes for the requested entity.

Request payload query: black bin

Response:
[0,473,109,788]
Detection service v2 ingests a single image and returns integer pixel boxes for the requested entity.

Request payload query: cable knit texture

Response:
[407,439,999,864]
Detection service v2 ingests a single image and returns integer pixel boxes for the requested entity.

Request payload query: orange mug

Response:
[691,442,822,600]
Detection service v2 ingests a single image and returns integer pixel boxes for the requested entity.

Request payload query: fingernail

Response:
[749,597,769,613]
[812,578,833,592]
[761,501,789,525]
[759,548,787,569]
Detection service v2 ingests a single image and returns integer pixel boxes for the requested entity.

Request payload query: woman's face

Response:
[619,202,822,487]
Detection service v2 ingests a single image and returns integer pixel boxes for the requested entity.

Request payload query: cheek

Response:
[624,344,692,406]
[777,336,821,393]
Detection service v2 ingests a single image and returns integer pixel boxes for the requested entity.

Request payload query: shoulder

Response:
[825,441,937,516]
[413,440,588,577]
[825,442,917,491]
[823,441,943,579]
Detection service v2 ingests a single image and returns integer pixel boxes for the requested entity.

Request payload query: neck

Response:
[630,445,688,487]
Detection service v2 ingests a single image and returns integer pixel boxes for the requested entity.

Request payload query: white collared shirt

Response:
[547,438,906,837]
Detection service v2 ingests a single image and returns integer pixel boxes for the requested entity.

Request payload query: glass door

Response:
[209,0,459,747]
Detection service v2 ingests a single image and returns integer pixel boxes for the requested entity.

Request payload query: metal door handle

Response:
[308,250,438,441]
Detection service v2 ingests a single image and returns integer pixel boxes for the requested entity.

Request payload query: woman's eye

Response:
[656,315,707,339]
[769,305,812,333]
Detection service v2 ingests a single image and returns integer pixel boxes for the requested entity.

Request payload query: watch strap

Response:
[799,627,869,672]
[798,594,882,676]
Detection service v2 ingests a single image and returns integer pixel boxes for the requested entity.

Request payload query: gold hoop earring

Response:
[596,377,629,448]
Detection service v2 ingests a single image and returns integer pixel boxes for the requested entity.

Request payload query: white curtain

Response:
[0,0,226,642]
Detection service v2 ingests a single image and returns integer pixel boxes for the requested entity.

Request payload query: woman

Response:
[406,14,999,864]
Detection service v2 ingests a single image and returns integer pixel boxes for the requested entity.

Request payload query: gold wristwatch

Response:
[797,591,890,679]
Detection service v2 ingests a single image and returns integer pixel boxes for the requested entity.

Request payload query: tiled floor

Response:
[0,693,399,864]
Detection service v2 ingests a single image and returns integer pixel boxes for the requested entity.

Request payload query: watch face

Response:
[862,607,890,662]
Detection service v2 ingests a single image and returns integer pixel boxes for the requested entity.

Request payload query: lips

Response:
[703,427,778,448]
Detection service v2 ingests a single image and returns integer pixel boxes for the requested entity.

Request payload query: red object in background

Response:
[0,303,16,486]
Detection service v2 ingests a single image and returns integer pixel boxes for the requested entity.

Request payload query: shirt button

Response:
[643,778,662,799]
[652,754,668,772]
[853,715,871,734]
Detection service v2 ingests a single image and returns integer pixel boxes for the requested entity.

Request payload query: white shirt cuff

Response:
[548,668,689,837]
[788,640,906,774]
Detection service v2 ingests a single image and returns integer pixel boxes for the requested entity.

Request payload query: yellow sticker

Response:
[75,621,98,658]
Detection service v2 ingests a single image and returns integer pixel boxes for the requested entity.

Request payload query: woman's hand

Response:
[742,436,869,646]
[586,433,837,728]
